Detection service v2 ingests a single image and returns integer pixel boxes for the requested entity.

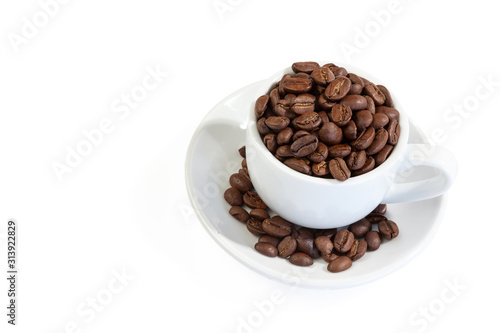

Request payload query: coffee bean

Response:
[327,256,352,272]
[269,87,280,106]
[255,242,278,257]
[346,239,367,261]
[378,220,399,239]
[347,73,365,88]
[372,113,389,129]
[315,228,338,238]
[241,158,247,168]
[265,116,290,132]
[290,134,319,157]
[333,229,355,253]
[328,144,351,158]
[345,150,367,171]
[284,158,311,175]
[262,216,293,237]
[278,236,298,258]
[311,66,335,85]
[282,76,313,94]
[365,230,381,251]
[318,122,343,145]
[238,168,250,182]
[340,95,368,111]
[365,95,376,113]
[329,157,351,181]
[348,83,363,95]
[372,204,387,214]
[377,85,394,107]
[333,67,348,77]
[308,142,328,163]
[255,95,269,118]
[318,93,335,110]
[315,236,334,255]
[229,173,253,193]
[292,61,320,74]
[229,206,250,223]
[322,251,341,263]
[250,208,270,221]
[376,106,400,121]
[353,110,373,131]
[289,252,313,266]
[351,156,375,176]
[352,127,376,150]
[312,161,330,176]
[238,146,246,158]
[243,191,268,209]
[224,187,243,206]
[387,119,400,145]
[366,128,389,155]
[292,111,322,131]
[258,235,280,247]
[276,127,293,145]
[374,144,393,166]
[343,120,358,141]
[247,218,266,236]
[331,103,352,126]
[348,218,371,238]
[257,117,272,135]
[276,145,294,158]
[325,76,351,101]
[291,94,316,115]
[365,83,386,105]
[296,228,319,258]
[263,134,278,153]
[317,111,330,124]
[365,212,387,224]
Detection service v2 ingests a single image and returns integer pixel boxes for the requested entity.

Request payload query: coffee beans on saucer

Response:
[224,145,400,273]
[255,61,400,181]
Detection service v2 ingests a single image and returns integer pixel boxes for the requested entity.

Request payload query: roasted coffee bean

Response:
[243,191,268,209]
[278,236,298,258]
[291,94,316,114]
[318,93,335,110]
[255,242,278,257]
[250,208,270,221]
[378,220,399,239]
[348,83,363,95]
[365,95,376,113]
[292,61,320,74]
[292,111,322,131]
[327,256,352,272]
[265,116,290,132]
[346,239,367,261]
[291,134,318,157]
[333,229,355,253]
[258,235,280,247]
[333,67,348,77]
[376,106,400,121]
[238,146,246,158]
[315,236,334,255]
[374,144,393,166]
[295,72,311,79]
[229,206,250,223]
[328,144,351,158]
[247,218,266,236]
[329,157,351,181]
[224,187,243,206]
[347,73,365,87]
[366,212,387,224]
[238,168,250,181]
[241,158,247,168]
[311,66,335,85]
[296,228,319,258]
[365,83,386,105]
[343,120,358,141]
[387,119,400,145]
[263,134,278,153]
[372,204,387,214]
[348,218,371,238]
[351,156,375,176]
[340,95,368,111]
[262,216,293,237]
[315,228,337,238]
[325,76,351,101]
[322,251,341,263]
[345,150,367,171]
[282,76,313,94]
[273,98,291,117]
[255,95,269,118]
[257,117,272,135]
[318,122,343,145]
[312,161,329,176]
[276,127,293,145]
[377,85,394,107]
[276,145,294,158]
[292,130,309,141]
[289,252,313,266]
[269,87,281,105]
[365,230,382,251]
[366,128,389,155]
[308,142,328,163]
[284,158,311,175]
[229,173,253,193]
[352,127,376,150]
[317,111,330,124]
[372,113,389,129]
[353,110,373,131]
[277,74,292,96]
[331,103,352,126]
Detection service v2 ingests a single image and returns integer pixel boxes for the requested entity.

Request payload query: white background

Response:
[1,0,499,332]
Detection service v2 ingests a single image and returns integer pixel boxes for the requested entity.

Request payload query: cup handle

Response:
[382,144,458,204]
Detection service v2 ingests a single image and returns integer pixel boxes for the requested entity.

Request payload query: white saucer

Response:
[185,81,448,289]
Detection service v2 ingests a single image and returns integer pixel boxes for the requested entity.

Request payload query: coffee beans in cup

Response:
[255,61,400,181]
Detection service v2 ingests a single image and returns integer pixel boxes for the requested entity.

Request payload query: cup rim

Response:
[248,61,409,186]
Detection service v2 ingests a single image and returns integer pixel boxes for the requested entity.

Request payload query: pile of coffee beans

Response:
[255,61,401,181]
[224,146,400,273]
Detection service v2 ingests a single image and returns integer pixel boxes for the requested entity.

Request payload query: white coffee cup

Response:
[245,63,458,229]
